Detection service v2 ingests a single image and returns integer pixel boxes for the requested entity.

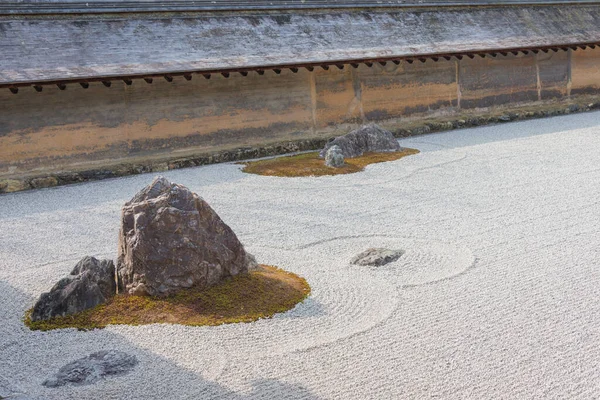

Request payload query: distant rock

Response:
[325,145,345,168]
[351,248,404,267]
[30,257,116,322]
[117,176,257,297]
[320,124,401,158]
[43,350,137,388]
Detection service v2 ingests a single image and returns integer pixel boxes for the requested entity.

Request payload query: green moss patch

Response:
[25,265,310,331]
[241,148,419,177]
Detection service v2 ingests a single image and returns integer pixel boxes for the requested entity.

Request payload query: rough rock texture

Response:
[30,257,116,322]
[320,124,401,158]
[351,248,405,267]
[325,145,345,168]
[43,350,137,388]
[117,176,257,297]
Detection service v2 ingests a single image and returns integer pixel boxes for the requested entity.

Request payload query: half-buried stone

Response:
[351,248,405,267]
[117,176,257,297]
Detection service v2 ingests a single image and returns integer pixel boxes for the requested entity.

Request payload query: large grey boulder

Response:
[351,248,404,267]
[30,257,116,322]
[325,145,345,168]
[117,176,257,297]
[320,124,401,159]
[43,350,137,388]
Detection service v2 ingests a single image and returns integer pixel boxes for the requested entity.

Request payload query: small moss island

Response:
[25,265,310,331]
[241,148,420,177]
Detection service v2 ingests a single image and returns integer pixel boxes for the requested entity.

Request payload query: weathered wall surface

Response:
[459,54,539,108]
[571,47,600,96]
[1,48,600,178]
[357,59,458,121]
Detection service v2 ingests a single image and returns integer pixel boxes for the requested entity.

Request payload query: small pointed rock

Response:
[325,145,345,168]
[30,256,116,321]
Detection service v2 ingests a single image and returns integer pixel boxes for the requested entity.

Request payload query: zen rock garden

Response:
[28,126,409,323]
[20,127,414,392]
[30,177,257,322]
[242,124,419,177]
[27,176,309,332]
[22,162,410,392]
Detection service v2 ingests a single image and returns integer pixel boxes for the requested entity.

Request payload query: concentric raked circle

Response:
[296,235,475,287]
[8,247,399,367]
[8,235,473,376]
[111,259,400,359]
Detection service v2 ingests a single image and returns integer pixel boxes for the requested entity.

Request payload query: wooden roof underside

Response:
[2,4,600,86]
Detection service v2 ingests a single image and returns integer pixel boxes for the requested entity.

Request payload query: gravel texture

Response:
[2,111,600,399]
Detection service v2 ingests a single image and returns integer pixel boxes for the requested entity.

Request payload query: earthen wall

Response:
[1,48,599,179]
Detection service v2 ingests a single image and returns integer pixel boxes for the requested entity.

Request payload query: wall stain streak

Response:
[456,59,462,109]
[535,54,542,101]
[567,49,573,98]
[309,70,318,132]
[348,67,365,122]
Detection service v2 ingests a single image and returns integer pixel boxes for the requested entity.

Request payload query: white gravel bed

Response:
[2,111,600,399]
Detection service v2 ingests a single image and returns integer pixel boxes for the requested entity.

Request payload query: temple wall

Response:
[1,48,600,179]
[571,47,600,95]
[459,54,539,108]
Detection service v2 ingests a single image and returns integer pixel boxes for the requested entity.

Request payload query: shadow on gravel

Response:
[0,280,322,400]
[277,296,326,320]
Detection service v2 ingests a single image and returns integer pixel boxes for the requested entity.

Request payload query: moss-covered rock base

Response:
[25,265,310,331]
[242,149,420,177]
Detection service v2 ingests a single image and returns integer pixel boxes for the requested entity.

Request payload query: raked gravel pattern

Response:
[2,111,600,399]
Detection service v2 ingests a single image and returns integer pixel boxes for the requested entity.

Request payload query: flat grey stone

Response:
[351,248,404,267]
[43,350,137,388]
[325,145,345,168]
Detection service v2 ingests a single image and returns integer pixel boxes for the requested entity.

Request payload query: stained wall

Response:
[1,48,599,178]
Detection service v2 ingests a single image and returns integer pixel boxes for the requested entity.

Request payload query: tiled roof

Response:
[2,4,600,85]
